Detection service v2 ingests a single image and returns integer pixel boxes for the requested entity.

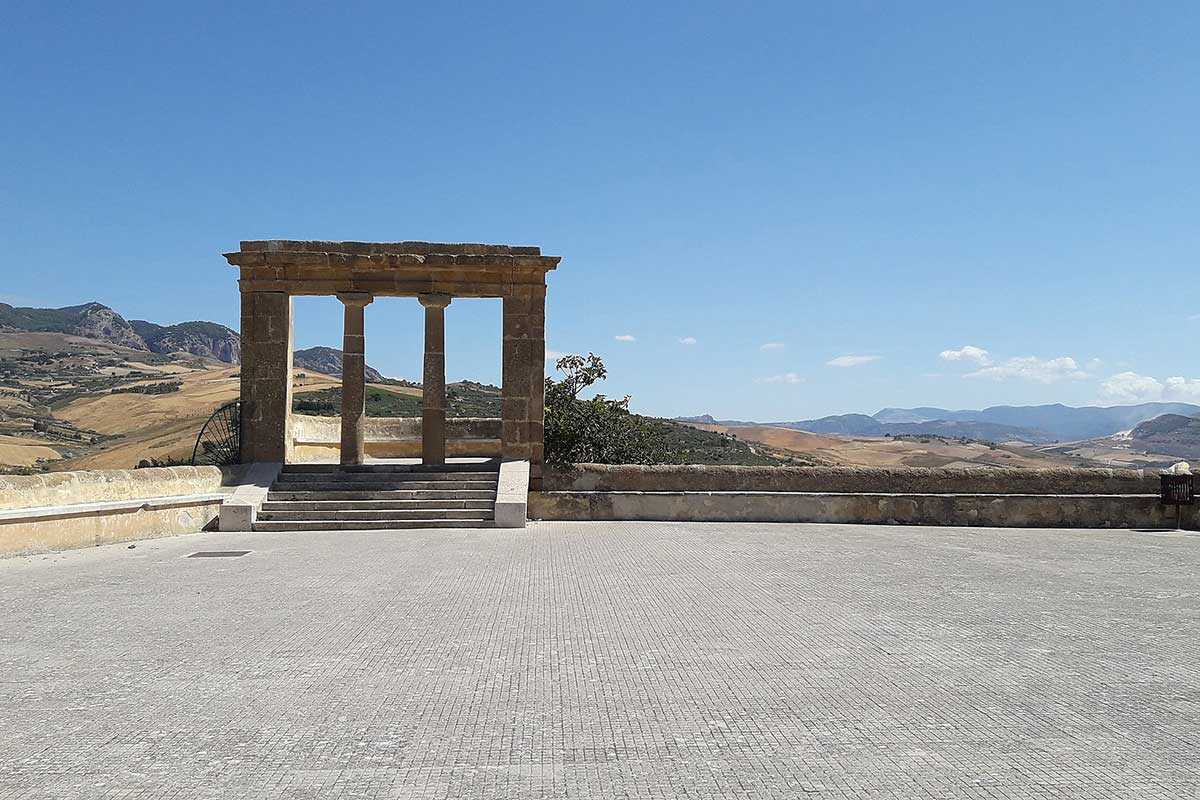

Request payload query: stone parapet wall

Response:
[0,497,226,557]
[292,414,501,443]
[530,491,1195,530]
[543,464,1161,496]
[0,465,247,557]
[0,465,244,510]
[291,415,502,461]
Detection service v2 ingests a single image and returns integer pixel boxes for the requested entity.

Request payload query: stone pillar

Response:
[419,293,452,465]
[336,292,373,466]
[239,291,294,463]
[502,284,546,487]
[527,286,546,486]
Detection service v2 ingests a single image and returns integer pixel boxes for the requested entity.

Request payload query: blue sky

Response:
[2,1,1197,420]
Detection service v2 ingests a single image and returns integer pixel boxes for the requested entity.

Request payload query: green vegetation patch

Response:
[294,387,423,417]
[111,381,182,395]
[293,383,502,418]
[640,418,778,466]
[544,353,779,467]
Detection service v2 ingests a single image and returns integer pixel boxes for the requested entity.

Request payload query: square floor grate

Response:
[187,551,251,558]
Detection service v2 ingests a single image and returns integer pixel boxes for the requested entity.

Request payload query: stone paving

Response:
[1,522,1198,799]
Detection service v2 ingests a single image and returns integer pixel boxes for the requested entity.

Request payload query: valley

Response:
[2,300,1195,474]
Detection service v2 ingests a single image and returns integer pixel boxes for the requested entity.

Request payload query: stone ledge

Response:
[543,464,1161,496]
[0,493,228,557]
[0,493,226,524]
[530,490,1195,530]
[219,462,282,532]
[495,460,530,528]
[0,465,244,511]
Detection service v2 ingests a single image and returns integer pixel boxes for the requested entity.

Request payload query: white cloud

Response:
[966,356,1087,384]
[758,372,804,385]
[1100,372,1200,404]
[760,342,785,351]
[545,349,579,362]
[939,345,991,365]
[1164,376,1200,401]
[678,336,697,345]
[827,354,882,368]
[614,334,636,343]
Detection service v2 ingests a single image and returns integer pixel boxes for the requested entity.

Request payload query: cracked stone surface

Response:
[1,522,1198,798]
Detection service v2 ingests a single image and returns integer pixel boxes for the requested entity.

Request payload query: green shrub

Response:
[543,354,665,466]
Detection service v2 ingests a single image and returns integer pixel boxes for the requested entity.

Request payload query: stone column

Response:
[419,293,452,465]
[336,292,373,466]
[239,291,293,463]
[527,286,547,487]
[501,285,546,486]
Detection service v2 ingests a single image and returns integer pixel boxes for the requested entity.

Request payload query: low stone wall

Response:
[0,465,245,557]
[0,466,243,510]
[543,464,1160,495]
[530,491,1194,529]
[292,415,501,461]
[533,465,1192,529]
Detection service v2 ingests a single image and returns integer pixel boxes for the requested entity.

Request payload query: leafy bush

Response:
[543,354,665,466]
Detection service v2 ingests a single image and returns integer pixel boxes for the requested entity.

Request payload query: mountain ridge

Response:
[0,301,392,380]
[678,401,1200,444]
[294,346,385,382]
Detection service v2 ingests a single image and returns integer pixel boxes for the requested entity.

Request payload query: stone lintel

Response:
[236,278,546,298]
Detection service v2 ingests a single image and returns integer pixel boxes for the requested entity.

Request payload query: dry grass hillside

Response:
[693,424,1088,469]
[57,370,419,470]
[0,328,439,472]
[56,366,245,469]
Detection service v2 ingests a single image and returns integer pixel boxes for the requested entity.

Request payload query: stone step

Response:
[276,471,499,483]
[253,519,494,531]
[261,499,494,512]
[266,489,497,502]
[269,480,497,492]
[257,508,493,522]
[281,463,499,475]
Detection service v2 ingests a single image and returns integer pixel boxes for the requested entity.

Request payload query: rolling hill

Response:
[691,423,1084,469]
[680,402,1200,444]
[294,346,386,382]
[1126,414,1200,460]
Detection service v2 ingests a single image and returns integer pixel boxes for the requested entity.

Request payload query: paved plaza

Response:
[1,522,1198,799]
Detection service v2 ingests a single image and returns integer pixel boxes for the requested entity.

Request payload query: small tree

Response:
[543,353,664,465]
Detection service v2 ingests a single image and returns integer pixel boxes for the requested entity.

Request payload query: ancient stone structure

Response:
[225,241,561,484]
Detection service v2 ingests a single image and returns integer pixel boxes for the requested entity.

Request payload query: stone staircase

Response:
[253,463,500,531]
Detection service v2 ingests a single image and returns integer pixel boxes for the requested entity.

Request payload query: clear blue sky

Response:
[3,1,1197,420]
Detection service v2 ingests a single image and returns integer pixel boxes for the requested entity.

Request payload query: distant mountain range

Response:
[0,301,389,379]
[0,302,241,363]
[293,347,385,382]
[678,402,1200,444]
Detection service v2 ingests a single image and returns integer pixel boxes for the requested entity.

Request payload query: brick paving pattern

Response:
[1,522,1198,799]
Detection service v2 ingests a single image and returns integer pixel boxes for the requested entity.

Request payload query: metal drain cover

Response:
[187,551,251,558]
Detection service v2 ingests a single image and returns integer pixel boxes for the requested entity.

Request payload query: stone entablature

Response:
[225,240,558,485]
[226,240,560,297]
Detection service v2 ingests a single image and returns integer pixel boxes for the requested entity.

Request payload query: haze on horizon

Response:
[2,1,1196,421]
